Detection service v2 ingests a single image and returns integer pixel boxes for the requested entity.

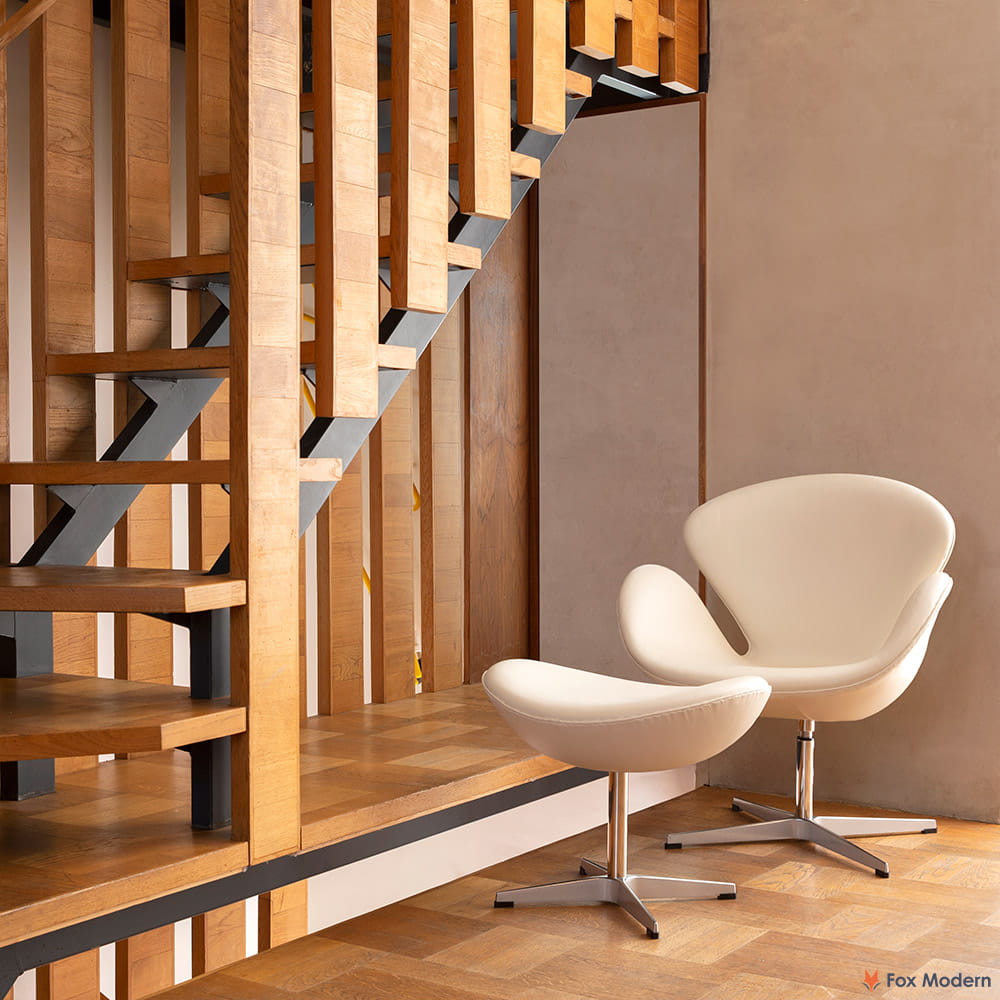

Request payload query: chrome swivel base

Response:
[494,773,737,939]
[664,722,937,878]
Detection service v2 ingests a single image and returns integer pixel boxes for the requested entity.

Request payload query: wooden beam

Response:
[0,6,8,567]
[390,0,451,312]
[660,0,699,93]
[112,0,174,687]
[258,883,308,950]
[569,0,615,59]
[313,0,379,418]
[516,0,565,135]
[0,0,61,50]
[457,0,511,220]
[419,303,465,691]
[228,0,302,864]
[299,457,343,482]
[370,383,416,703]
[377,343,417,370]
[617,0,658,76]
[316,455,364,714]
[192,904,246,976]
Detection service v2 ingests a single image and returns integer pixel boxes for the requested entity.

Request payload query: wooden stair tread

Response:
[0,566,247,613]
[0,674,246,761]
[128,242,480,290]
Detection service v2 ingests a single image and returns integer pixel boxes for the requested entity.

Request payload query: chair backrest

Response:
[685,474,955,667]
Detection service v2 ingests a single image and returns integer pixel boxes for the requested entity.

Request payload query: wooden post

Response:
[316,456,365,713]
[618,0,659,77]
[515,0,565,135]
[228,0,302,863]
[29,0,97,745]
[36,952,100,1000]
[456,0,511,220]
[111,0,174,686]
[660,0,699,93]
[569,0,615,59]
[192,903,246,976]
[258,883,308,950]
[419,307,465,691]
[312,0,379,417]
[186,0,231,574]
[390,0,450,313]
[370,384,416,703]
[115,927,174,1000]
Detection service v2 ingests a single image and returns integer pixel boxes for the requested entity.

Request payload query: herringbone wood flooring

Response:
[154,786,1000,999]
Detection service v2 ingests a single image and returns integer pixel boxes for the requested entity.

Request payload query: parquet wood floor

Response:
[0,686,564,946]
[152,786,1000,1000]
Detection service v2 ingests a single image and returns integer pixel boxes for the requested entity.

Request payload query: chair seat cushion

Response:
[481,660,770,774]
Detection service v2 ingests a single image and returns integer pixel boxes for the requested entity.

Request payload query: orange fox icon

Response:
[863,970,880,992]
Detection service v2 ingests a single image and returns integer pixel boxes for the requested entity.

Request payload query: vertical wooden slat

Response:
[115,926,174,1000]
[0,5,9,567]
[191,903,246,976]
[390,0,450,313]
[299,533,308,719]
[660,0,699,93]
[313,0,379,417]
[569,0,615,59]
[30,0,97,759]
[515,0,565,136]
[112,0,174,686]
[258,883,308,950]
[457,0,511,220]
[370,385,416,703]
[316,456,364,713]
[186,0,231,574]
[419,306,465,691]
[36,952,100,1000]
[228,0,302,864]
[617,0,658,77]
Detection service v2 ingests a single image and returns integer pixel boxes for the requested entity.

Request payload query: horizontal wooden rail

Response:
[299,458,343,482]
[0,460,232,485]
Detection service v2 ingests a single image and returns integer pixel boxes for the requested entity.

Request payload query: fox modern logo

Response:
[863,970,880,992]
[881,971,993,989]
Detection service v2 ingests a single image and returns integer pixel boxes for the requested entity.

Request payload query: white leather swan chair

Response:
[482,659,770,937]
[618,474,954,878]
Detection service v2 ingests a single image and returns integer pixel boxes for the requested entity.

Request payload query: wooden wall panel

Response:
[569,0,615,59]
[192,903,246,976]
[370,383,416,703]
[466,198,535,682]
[115,926,174,1000]
[29,0,97,755]
[457,0,511,220]
[316,455,364,713]
[258,882,308,950]
[228,0,302,863]
[112,0,174,685]
[419,305,465,691]
[186,0,230,575]
[390,0,450,313]
[36,952,100,1000]
[515,0,565,135]
[312,0,379,417]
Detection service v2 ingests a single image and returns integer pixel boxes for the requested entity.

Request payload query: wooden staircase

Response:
[0,0,702,991]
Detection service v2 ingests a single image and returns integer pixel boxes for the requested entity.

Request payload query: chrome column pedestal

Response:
[664,721,937,878]
[494,772,737,939]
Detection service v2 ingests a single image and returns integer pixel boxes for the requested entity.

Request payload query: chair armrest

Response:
[618,564,742,684]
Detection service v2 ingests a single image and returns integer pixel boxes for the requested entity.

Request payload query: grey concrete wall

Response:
[703,0,1000,820]
[538,102,701,680]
